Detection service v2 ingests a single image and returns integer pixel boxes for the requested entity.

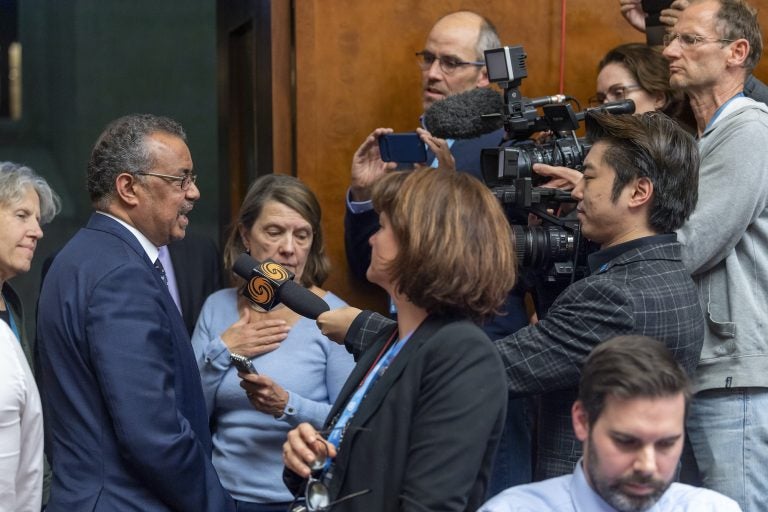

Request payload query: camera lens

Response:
[513,225,576,268]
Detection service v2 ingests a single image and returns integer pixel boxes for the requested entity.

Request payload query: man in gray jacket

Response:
[662,1,768,510]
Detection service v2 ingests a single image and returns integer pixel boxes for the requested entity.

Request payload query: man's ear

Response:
[572,400,590,443]
[115,172,141,207]
[727,39,750,69]
[628,176,653,208]
[476,67,490,88]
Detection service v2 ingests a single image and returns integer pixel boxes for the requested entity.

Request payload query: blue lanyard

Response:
[325,329,413,464]
[705,92,745,132]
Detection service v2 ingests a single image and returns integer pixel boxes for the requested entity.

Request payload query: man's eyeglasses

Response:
[662,32,735,50]
[135,171,197,191]
[415,50,484,75]
[588,84,643,107]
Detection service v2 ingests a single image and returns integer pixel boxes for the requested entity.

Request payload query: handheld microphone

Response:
[232,253,330,320]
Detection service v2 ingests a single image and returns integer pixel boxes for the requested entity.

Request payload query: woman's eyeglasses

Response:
[588,84,643,107]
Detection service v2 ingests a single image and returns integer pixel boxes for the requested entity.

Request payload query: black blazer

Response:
[285,315,507,511]
[166,232,223,335]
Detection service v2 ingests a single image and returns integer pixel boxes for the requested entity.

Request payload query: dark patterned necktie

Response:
[154,258,168,286]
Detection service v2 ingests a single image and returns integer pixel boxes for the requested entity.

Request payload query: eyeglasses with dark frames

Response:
[662,32,735,50]
[288,425,372,512]
[135,171,197,191]
[415,50,485,75]
[588,84,643,107]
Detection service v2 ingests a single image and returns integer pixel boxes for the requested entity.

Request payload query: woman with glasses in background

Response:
[591,42,695,131]
[192,174,354,512]
[282,168,515,511]
[534,42,696,188]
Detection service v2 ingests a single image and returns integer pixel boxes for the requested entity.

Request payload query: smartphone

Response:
[229,353,259,374]
[378,132,428,163]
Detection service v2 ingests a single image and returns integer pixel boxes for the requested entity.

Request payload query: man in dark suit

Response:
[37,114,234,511]
[342,110,705,482]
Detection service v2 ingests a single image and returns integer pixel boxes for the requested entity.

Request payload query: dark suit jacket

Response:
[167,233,223,335]
[745,75,768,105]
[285,315,507,511]
[37,213,234,511]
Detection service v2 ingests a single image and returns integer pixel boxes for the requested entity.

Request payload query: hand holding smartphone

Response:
[230,353,259,374]
[378,132,428,163]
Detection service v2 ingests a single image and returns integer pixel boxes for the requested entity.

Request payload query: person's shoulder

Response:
[202,287,238,308]
[479,476,572,512]
[663,483,743,511]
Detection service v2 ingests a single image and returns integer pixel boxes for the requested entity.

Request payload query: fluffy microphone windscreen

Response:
[423,88,504,139]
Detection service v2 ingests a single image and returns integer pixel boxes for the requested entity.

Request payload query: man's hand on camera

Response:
[416,127,456,172]
[532,163,583,191]
[350,128,398,202]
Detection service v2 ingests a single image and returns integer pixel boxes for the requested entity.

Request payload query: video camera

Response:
[480,46,634,308]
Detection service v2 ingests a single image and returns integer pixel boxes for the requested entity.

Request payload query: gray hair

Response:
[0,162,61,224]
[87,113,186,210]
[475,16,501,59]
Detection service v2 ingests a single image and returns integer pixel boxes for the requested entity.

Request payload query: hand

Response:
[660,0,690,29]
[532,163,583,191]
[239,373,289,417]
[619,0,647,32]
[220,307,290,358]
[416,127,455,171]
[350,128,398,202]
[619,0,689,33]
[316,307,363,344]
[283,423,337,478]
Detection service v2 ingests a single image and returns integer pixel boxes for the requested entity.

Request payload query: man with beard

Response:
[37,114,234,511]
[479,335,740,512]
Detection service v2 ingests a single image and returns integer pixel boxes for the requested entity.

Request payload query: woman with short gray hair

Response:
[0,161,60,511]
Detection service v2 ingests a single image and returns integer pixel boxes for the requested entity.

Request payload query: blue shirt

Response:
[191,288,355,503]
[479,459,742,512]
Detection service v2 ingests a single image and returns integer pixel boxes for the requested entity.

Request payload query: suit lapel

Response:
[325,316,447,492]
[86,213,189,337]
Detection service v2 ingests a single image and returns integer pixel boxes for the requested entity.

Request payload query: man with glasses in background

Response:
[37,114,235,511]
[660,1,768,510]
[342,10,534,494]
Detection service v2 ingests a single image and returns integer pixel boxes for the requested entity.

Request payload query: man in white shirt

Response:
[480,335,741,512]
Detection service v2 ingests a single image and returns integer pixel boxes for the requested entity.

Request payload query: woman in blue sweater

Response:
[191,175,354,511]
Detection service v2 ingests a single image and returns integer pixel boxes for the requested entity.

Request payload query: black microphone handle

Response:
[232,253,258,279]
[277,280,330,320]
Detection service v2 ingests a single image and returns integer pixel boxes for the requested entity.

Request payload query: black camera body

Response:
[480,45,633,310]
